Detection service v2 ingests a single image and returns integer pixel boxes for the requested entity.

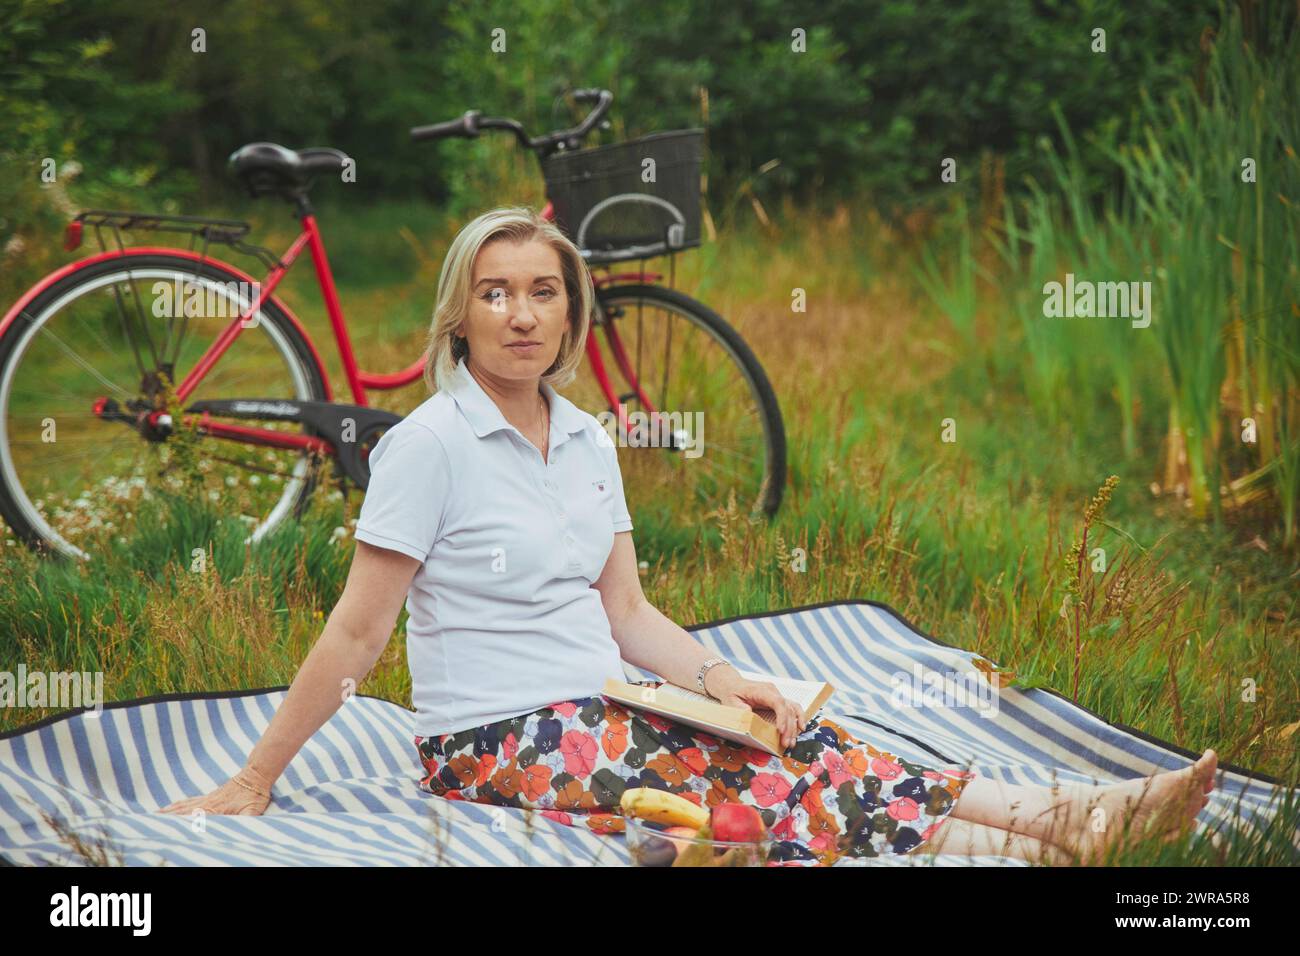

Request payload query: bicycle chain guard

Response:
[184,398,401,490]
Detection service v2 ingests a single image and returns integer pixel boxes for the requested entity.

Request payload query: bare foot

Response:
[1054,749,1218,864]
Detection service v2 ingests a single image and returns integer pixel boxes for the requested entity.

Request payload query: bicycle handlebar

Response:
[410,88,613,156]
[409,110,483,142]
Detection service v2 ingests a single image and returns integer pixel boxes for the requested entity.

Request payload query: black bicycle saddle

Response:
[228,142,352,198]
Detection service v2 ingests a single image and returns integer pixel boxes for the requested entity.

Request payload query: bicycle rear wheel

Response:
[575,284,786,521]
[0,253,329,561]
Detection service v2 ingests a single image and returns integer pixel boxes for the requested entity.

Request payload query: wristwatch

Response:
[696,657,730,699]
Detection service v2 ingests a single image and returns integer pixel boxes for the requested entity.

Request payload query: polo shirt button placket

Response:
[548,452,579,571]
[541,459,561,519]
[562,507,579,568]
[535,450,574,570]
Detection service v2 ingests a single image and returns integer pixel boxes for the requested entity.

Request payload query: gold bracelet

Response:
[232,772,271,798]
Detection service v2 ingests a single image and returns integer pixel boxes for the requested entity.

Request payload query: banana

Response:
[620,787,710,829]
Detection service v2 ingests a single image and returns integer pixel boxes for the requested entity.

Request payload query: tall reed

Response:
[997,2,1298,542]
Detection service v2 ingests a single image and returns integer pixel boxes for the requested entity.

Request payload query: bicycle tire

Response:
[593,283,787,517]
[0,252,330,561]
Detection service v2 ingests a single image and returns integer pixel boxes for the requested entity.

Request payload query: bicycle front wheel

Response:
[0,253,329,562]
[577,284,786,521]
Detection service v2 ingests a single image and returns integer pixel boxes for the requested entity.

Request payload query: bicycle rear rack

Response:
[65,209,284,271]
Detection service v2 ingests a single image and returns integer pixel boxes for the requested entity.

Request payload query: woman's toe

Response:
[1193,750,1217,793]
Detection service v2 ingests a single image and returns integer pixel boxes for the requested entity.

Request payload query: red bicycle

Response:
[0,88,786,562]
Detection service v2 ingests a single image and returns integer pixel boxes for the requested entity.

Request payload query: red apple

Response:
[710,803,766,843]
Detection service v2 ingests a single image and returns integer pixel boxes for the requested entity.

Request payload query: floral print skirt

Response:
[413,690,976,866]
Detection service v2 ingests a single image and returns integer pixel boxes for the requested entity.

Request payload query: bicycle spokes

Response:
[578,289,781,520]
[1,261,321,559]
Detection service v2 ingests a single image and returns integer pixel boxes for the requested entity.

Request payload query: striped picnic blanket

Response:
[0,600,1290,866]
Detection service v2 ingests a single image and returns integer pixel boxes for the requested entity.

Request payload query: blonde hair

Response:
[421,206,594,394]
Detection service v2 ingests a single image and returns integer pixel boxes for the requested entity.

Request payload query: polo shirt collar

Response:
[448,356,587,442]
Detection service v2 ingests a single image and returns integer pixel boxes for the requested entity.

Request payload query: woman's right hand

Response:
[158,765,274,817]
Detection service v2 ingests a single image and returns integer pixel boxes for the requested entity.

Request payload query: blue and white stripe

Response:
[0,601,1291,865]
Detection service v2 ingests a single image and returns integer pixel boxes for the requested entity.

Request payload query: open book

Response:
[602,668,834,756]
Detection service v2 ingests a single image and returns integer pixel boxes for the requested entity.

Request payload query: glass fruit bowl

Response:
[624,816,773,867]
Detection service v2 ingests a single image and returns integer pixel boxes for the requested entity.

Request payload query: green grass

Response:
[0,75,1296,864]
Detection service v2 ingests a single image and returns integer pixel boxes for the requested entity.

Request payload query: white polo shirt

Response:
[353,355,633,737]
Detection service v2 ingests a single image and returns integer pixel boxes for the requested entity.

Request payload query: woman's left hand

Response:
[706,671,806,752]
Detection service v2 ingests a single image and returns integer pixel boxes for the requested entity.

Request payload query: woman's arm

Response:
[159,540,422,815]
[593,531,806,751]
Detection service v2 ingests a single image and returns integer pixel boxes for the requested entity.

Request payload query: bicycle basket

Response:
[543,129,704,264]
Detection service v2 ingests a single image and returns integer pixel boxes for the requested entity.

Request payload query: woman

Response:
[161,207,1218,865]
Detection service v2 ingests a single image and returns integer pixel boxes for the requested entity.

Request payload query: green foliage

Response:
[0,0,1250,251]
[836,0,1226,203]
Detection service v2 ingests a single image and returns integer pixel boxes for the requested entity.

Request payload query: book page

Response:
[735,669,824,712]
[649,682,714,706]
[648,669,825,724]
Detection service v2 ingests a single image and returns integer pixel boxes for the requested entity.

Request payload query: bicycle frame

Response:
[52,202,669,461]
